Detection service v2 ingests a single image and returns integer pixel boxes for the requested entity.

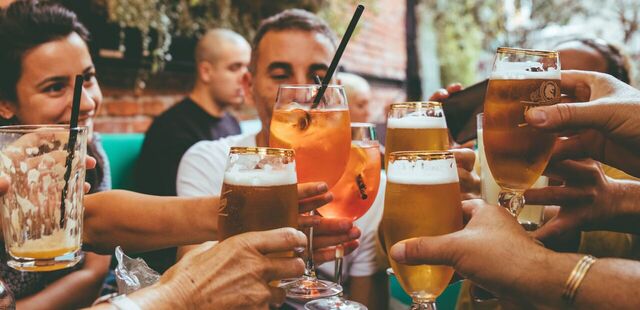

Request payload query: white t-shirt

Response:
[176,133,386,281]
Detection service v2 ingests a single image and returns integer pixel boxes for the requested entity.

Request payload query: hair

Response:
[250,9,338,72]
[0,0,103,192]
[559,38,632,85]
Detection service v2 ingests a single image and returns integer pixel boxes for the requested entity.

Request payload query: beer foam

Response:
[387,158,459,185]
[387,114,447,129]
[224,165,297,187]
[491,61,560,80]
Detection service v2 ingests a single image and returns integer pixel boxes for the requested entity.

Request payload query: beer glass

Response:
[218,147,298,240]
[0,125,87,271]
[383,151,463,310]
[270,85,351,299]
[270,85,351,188]
[477,113,546,230]
[384,102,449,169]
[307,123,381,310]
[483,47,560,216]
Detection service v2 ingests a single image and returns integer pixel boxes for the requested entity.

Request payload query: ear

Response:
[242,71,255,106]
[0,100,16,120]
[197,61,213,83]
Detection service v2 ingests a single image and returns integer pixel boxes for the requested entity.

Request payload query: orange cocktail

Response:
[317,140,380,221]
[269,85,351,188]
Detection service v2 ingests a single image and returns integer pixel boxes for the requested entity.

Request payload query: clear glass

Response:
[483,47,560,216]
[270,85,351,300]
[0,125,87,271]
[270,84,351,188]
[383,151,463,310]
[384,102,449,169]
[218,147,298,240]
[476,113,547,229]
[307,123,381,310]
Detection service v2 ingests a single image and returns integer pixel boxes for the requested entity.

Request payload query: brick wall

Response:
[95,0,407,133]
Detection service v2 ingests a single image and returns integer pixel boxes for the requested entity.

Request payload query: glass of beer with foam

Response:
[270,85,351,188]
[385,102,449,169]
[483,47,560,216]
[383,151,463,309]
[218,147,298,240]
[0,125,87,271]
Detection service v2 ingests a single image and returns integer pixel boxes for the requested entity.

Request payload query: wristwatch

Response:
[109,294,142,310]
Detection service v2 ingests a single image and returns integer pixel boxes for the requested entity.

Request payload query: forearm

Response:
[83,190,218,254]
[512,251,640,309]
[18,253,110,310]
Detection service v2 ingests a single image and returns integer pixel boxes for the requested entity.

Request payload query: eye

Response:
[83,72,97,84]
[43,82,66,94]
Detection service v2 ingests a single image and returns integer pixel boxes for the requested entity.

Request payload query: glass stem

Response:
[305,210,317,278]
[334,243,344,286]
[498,190,525,217]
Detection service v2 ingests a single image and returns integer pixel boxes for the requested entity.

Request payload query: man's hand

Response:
[527,159,640,240]
[389,199,547,300]
[160,228,306,309]
[525,70,640,177]
[297,182,361,264]
[429,83,463,101]
[451,148,481,200]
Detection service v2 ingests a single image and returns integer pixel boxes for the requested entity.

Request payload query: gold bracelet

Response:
[562,255,597,305]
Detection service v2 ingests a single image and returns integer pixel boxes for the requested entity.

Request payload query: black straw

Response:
[311,4,365,109]
[59,75,83,228]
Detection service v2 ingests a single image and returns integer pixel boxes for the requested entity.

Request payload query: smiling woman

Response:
[0,1,111,308]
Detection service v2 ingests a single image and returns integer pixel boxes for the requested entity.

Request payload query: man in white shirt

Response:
[177,9,389,309]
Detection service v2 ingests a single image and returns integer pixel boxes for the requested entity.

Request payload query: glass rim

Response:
[278,84,344,89]
[389,101,442,110]
[496,47,558,57]
[351,122,376,129]
[0,124,88,134]
[388,150,454,161]
[229,146,295,157]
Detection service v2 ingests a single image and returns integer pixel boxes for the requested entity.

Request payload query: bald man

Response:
[134,29,250,272]
[339,72,371,123]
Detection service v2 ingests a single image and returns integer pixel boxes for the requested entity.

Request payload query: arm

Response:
[390,199,640,309]
[83,190,218,254]
[18,253,110,310]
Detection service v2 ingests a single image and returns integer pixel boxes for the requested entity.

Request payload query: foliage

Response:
[422,0,590,86]
[99,0,375,75]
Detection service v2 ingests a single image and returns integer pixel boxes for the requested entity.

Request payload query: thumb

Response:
[531,215,579,242]
[525,101,609,132]
[389,234,457,266]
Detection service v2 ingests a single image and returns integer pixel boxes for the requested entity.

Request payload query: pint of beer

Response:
[384,102,449,169]
[483,47,560,216]
[218,147,298,240]
[383,151,463,306]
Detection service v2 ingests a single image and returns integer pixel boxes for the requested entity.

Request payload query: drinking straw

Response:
[311,4,364,109]
[59,75,83,228]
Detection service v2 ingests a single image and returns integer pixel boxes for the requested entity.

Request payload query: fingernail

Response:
[527,108,547,125]
[317,183,328,192]
[390,243,406,263]
[348,228,360,239]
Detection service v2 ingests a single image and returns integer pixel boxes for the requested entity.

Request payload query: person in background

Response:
[339,72,371,123]
[134,28,251,273]
[0,1,111,308]
[177,9,388,309]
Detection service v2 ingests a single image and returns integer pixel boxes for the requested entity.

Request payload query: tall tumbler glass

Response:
[0,125,87,271]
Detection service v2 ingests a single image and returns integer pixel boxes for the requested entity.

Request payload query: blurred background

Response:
[46,0,640,133]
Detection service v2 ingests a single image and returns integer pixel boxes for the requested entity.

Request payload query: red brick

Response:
[142,99,168,116]
[104,99,142,117]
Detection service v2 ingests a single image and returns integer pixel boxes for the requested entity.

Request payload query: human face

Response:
[206,40,251,107]
[247,30,335,130]
[557,43,608,73]
[347,89,371,123]
[1,32,102,132]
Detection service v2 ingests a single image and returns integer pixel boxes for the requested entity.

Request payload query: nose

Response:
[292,72,309,85]
[77,85,96,115]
